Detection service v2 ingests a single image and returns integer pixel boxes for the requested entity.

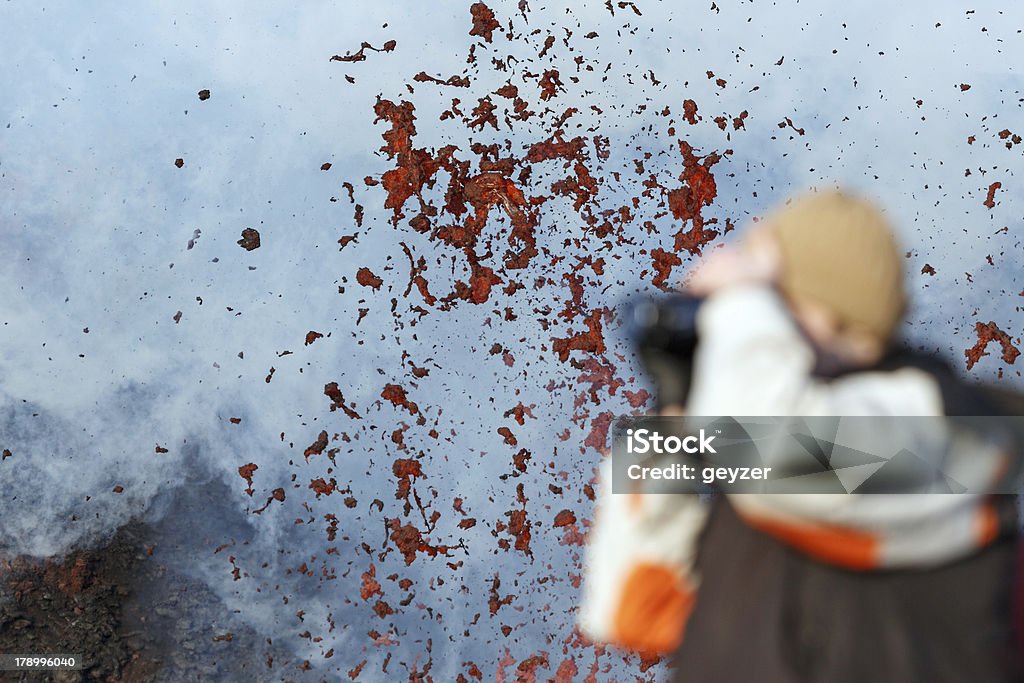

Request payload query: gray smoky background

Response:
[1,1,1021,681]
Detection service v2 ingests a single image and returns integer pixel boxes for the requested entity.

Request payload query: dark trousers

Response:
[672,499,1020,683]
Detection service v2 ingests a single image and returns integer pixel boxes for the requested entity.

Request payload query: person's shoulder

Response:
[814,362,943,416]
[828,347,1016,417]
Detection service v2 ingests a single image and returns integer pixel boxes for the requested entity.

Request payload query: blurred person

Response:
[664,190,1022,682]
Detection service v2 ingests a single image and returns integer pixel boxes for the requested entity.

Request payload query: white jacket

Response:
[683,285,1011,569]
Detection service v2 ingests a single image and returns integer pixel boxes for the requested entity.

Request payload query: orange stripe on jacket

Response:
[738,511,881,570]
[612,562,695,655]
[976,499,999,546]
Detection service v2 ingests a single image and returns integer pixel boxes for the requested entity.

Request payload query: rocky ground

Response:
[0,524,292,683]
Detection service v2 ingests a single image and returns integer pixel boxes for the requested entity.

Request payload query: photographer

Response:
[664,190,1021,681]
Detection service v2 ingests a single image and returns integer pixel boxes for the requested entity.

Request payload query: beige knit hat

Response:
[765,189,906,341]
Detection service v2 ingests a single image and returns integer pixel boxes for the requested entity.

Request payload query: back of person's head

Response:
[766,189,906,344]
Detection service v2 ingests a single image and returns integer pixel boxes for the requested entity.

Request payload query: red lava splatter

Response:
[553,657,578,682]
[502,402,535,425]
[497,427,518,445]
[559,521,587,547]
[237,228,260,251]
[392,458,424,512]
[381,383,419,415]
[309,477,338,498]
[576,356,624,401]
[965,321,1021,370]
[305,330,323,345]
[387,519,462,565]
[584,411,615,453]
[650,247,683,289]
[921,264,936,276]
[238,463,258,496]
[498,483,533,556]
[372,99,444,223]
[360,565,383,601]
[512,448,531,472]
[623,388,651,408]
[356,267,383,290]
[778,116,805,136]
[997,128,1023,149]
[552,308,607,362]
[553,510,576,527]
[252,488,286,515]
[303,430,329,461]
[466,96,499,130]
[324,382,361,419]
[372,95,555,307]
[414,72,471,88]
[538,69,564,100]
[349,660,368,679]
[618,1,643,16]
[494,84,518,99]
[330,40,397,63]
[322,514,340,542]
[400,242,438,305]
[525,133,587,164]
[514,653,550,682]
[197,89,210,101]
[667,141,721,255]
[984,181,1002,209]
[681,99,700,125]
[488,574,514,615]
[469,2,500,43]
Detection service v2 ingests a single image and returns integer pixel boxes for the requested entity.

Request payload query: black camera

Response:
[624,294,705,411]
